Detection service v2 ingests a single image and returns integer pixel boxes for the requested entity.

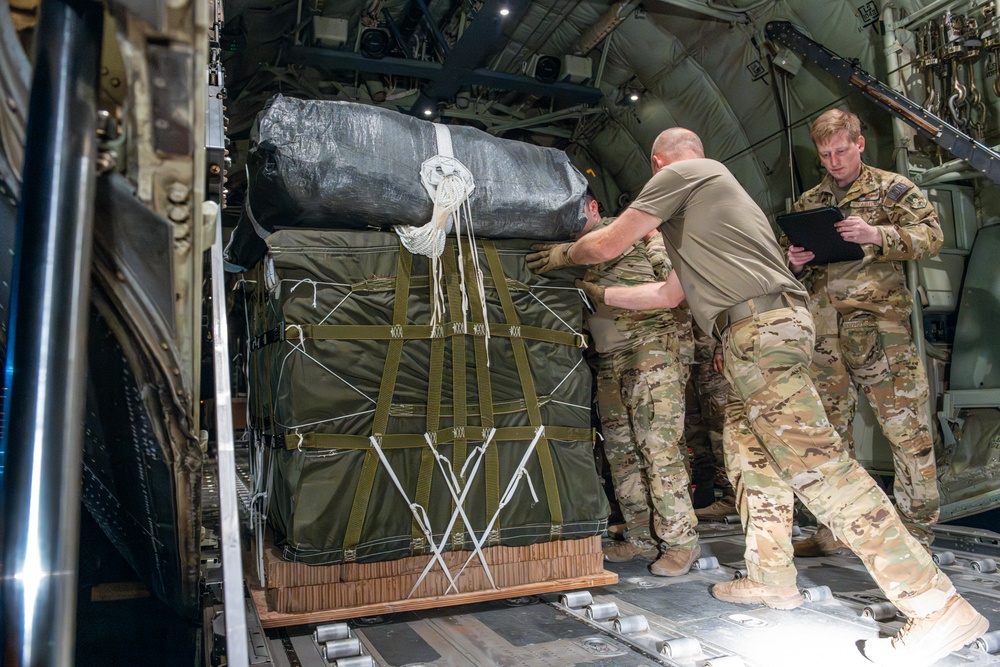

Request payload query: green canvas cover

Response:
[248,229,609,565]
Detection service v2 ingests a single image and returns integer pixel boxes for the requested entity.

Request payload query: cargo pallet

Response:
[248,535,618,628]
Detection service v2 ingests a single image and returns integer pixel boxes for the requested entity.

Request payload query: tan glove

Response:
[575,279,605,306]
[525,242,578,274]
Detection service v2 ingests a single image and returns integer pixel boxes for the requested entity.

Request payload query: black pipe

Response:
[1,0,103,665]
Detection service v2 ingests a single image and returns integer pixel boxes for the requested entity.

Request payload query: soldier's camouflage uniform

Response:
[722,304,956,617]
[686,325,733,503]
[586,221,697,551]
[791,164,942,545]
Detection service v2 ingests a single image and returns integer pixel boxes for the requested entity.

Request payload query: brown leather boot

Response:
[694,495,737,522]
[793,525,852,557]
[603,540,658,563]
[710,576,803,609]
[861,594,988,666]
[650,545,701,577]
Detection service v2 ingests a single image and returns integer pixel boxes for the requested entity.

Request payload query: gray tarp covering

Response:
[249,229,609,564]
[226,95,588,270]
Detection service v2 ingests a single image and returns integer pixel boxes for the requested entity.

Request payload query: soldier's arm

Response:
[876,178,944,261]
[604,271,685,310]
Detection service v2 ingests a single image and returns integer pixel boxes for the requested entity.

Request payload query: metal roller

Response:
[791,525,802,537]
[724,514,741,524]
[324,637,362,660]
[659,636,701,659]
[613,615,649,634]
[734,569,748,579]
[693,556,720,571]
[933,551,955,566]
[315,623,352,643]
[561,591,593,609]
[801,585,832,602]
[862,601,897,622]
[586,601,619,621]
[970,558,998,573]
[333,657,375,667]
[703,656,745,667]
[975,630,1000,653]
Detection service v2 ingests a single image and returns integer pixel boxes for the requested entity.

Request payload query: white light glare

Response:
[423,108,434,116]
[499,7,510,16]
[629,92,640,102]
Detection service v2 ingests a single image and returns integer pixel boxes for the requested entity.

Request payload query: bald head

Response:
[650,128,704,166]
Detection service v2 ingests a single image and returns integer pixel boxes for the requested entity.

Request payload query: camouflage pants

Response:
[686,358,733,501]
[721,304,954,617]
[597,334,697,550]
[812,311,939,543]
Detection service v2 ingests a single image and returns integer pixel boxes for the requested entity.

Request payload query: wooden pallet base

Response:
[247,534,618,628]
[250,570,619,628]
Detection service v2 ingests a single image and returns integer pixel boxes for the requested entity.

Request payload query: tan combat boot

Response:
[710,576,804,610]
[650,545,701,577]
[603,539,658,563]
[694,494,737,522]
[861,594,988,666]
[793,525,852,557]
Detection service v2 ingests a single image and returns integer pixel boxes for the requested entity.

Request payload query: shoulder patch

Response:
[886,181,912,201]
[904,191,928,209]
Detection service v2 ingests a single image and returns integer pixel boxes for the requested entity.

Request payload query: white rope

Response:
[409,429,498,596]
[368,436,461,593]
[527,289,582,338]
[393,124,490,360]
[450,426,545,586]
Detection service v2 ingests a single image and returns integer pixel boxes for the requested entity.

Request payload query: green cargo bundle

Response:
[248,229,610,565]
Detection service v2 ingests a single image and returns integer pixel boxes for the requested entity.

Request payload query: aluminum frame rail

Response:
[765,20,1000,185]
[1,0,103,664]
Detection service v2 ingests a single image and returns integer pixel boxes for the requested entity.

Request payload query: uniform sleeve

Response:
[628,167,692,223]
[642,231,673,282]
[876,178,944,261]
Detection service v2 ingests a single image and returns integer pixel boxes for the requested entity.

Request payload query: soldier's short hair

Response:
[651,128,704,162]
[810,109,862,145]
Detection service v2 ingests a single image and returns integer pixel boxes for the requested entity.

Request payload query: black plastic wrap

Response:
[226,95,587,269]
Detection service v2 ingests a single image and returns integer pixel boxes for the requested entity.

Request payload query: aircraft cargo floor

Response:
[260,523,1000,667]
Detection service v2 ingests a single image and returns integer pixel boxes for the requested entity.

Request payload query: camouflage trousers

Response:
[721,304,954,617]
[597,334,698,550]
[686,358,733,502]
[811,311,939,543]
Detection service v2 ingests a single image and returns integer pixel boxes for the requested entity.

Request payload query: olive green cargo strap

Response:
[483,239,563,536]
[343,248,412,562]
[284,426,593,451]
[412,242,450,556]
[265,321,584,348]
[442,241,468,550]
[465,241,500,546]
[350,274,532,294]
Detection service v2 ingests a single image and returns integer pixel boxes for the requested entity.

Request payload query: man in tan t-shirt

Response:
[525,128,986,666]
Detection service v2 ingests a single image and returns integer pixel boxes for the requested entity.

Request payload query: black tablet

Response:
[776,206,865,265]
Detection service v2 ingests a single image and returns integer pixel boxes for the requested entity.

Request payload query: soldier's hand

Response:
[713,352,724,374]
[834,215,880,245]
[575,279,605,306]
[787,245,814,274]
[526,242,578,274]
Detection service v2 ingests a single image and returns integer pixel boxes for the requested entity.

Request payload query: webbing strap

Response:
[413,242,450,555]
[483,240,563,535]
[343,248,413,561]
[465,240,500,546]
[350,274,531,294]
[441,242,467,550]
[289,426,593,451]
[272,322,584,347]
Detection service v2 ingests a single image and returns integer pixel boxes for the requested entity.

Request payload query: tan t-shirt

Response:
[629,158,807,335]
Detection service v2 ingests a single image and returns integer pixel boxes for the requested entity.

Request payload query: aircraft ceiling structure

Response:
[220,0,979,221]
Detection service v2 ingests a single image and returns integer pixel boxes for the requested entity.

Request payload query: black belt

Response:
[714,292,807,337]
